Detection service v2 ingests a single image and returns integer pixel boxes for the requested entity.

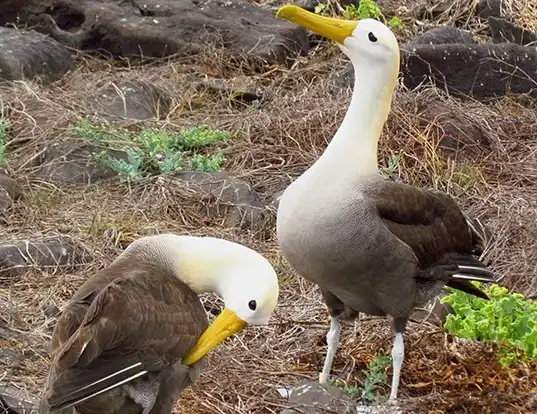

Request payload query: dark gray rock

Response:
[289,0,357,13]
[408,27,476,46]
[401,43,537,101]
[291,0,320,13]
[0,170,22,211]
[196,77,264,106]
[410,294,452,327]
[32,141,127,185]
[0,348,24,369]
[0,0,48,27]
[18,0,309,67]
[334,26,476,92]
[334,41,537,101]
[90,80,173,120]
[280,381,411,414]
[0,382,39,414]
[420,0,504,20]
[0,236,91,278]
[157,171,267,230]
[477,0,505,19]
[417,100,492,159]
[0,27,72,84]
[489,16,537,46]
[281,381,357,414]
[0,327,47,357]
[334,63,355,91]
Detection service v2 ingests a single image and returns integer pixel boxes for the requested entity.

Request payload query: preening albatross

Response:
[275,5,496,401]
[39,234,279,414]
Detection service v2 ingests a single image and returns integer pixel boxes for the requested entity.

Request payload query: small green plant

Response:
[380,153,401,180]
[344,0,381,20]
[188,150,224,172]
[74,118,128,143]
[315,0,404,30]
[178,125,230,149]
[94,148,143,182]
[314,2,328,15]
[0,118,11,165]
[328,352,391,405]
[75,120,230,182]
[360,353,391,404]
[387,16,404,30]
[442,283,537,367]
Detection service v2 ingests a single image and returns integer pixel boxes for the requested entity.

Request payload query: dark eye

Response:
[248,300,257,311]
[368,32,377,42]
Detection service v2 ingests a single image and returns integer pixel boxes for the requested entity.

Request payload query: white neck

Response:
[116,234,247,296]
[312,55,397,178]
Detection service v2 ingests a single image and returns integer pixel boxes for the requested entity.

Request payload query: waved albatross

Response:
[39,233,279,414]
[275,5,496,401]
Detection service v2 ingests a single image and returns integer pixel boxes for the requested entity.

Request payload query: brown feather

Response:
[41,258,209,414]
[364,179,494,299]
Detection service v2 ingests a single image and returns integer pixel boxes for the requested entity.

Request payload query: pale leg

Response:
[388,332,404,401]
[319,316,340,385]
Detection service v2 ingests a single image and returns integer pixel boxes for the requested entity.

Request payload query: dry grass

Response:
[512,0,537,32]
[1,1,537,413]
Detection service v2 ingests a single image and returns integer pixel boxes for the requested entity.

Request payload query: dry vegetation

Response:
[1,0,537,413]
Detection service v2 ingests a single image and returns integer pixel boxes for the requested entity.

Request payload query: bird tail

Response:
[45,328,148,413]
[445,253,495,300]
[45,351,147,412]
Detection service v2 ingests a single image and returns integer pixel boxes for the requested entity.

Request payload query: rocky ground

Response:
[1,0,537,413]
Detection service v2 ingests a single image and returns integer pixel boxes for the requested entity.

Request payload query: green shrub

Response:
[0,118,11,165]
[442,283,537,367]
[315,0,404,30]
[74,120,230,182]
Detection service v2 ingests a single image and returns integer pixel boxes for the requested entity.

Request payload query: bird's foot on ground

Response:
[318,372,330,385]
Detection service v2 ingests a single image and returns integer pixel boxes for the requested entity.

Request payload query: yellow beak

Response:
[182,308,248,366]
[276,5,358,45]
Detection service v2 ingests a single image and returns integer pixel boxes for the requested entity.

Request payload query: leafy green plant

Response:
[188,150,224,172]
[360,353,391,404]
[442,283,537,367]
[94,148,142,182]
[0,118,11,165]
[74,119,128,143]
[344,0,381,20]
[314,2,328,15]
[315,0,404,30]
[178,125,230,149]
[387,16,404,30]
[380,153,401,180]
[329,352,391,405]
[75,120,230,182]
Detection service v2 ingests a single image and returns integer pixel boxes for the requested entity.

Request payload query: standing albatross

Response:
[275,5,496,401]
[39,233,279,414]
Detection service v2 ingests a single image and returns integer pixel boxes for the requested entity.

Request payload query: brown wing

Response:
[49,270,120,355]
[364,180,493,298]
[365,180,474,267]
[43,261,208,412]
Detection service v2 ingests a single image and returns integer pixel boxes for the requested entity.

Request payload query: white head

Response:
[120,233,279,365]
[276,5,400,90]
[276,5,401,175]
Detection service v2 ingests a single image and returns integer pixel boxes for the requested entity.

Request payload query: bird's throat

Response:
[315,61,397,178]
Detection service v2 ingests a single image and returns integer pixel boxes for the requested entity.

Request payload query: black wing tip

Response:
[447,272,495,300]
[470,288,490,300]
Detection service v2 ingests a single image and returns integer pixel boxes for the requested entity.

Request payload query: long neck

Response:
[116,235,228,294]
[314,58,397,178]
